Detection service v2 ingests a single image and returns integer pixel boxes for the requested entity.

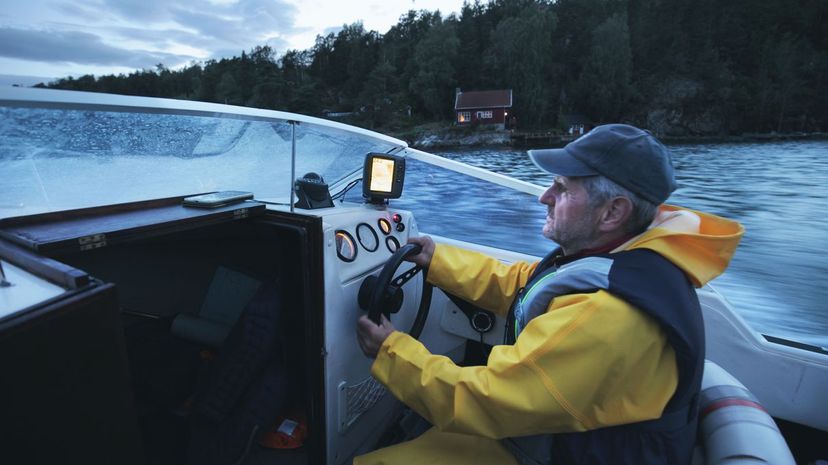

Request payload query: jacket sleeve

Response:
[425,243,538,317]
[371,291,678,438]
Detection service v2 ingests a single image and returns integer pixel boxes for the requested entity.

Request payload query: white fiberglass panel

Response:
[0,260,66,319]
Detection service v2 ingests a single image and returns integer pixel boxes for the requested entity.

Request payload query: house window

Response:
[458,111,471,123]
[476,110,493,119]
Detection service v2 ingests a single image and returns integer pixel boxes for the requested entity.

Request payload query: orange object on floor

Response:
[260,408,307,449]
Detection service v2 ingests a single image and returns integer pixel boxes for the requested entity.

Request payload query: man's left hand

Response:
[357,314,396,358]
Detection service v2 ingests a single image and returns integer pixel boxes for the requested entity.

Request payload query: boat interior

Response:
[63,218,313,464]
[1,202,319,464]
[1,88,826,465]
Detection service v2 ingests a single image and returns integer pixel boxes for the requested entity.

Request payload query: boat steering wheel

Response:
[358,243,433,339]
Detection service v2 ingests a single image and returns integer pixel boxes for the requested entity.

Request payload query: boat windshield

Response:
[0,88,404,219]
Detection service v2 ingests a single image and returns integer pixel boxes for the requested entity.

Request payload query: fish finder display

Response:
[363,153,405,202]
[370,158,395,192]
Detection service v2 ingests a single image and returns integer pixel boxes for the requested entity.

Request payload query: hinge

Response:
[78,233,107,251]
[233,208,249,219]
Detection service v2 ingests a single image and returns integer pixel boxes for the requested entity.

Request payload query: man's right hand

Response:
[406,235,435,268]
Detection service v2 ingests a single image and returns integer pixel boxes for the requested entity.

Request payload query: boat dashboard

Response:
[321,204,416,284]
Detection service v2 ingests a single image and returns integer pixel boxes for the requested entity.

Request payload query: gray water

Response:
[433,141,828,349]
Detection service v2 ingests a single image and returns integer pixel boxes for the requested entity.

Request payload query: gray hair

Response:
[579,175,659,234]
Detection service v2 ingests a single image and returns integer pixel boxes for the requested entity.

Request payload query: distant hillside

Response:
[0,74,54,87]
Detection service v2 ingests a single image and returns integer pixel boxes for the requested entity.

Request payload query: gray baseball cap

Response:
[528,124,677,204]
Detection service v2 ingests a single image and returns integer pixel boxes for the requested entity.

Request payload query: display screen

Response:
[363,152,404,201]
[369,158,395,193]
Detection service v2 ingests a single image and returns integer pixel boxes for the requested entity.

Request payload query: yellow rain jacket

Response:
[355,205,743,465]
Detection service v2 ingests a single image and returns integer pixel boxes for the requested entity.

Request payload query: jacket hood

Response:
[613,205,744,287]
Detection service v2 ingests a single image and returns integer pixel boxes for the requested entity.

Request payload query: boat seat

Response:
[697,360,795,465]
[171,266,262,348]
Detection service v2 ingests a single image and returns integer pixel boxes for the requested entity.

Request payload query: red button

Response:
[392,213,402,223]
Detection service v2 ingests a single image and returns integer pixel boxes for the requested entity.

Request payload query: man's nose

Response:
[539,187,555,205]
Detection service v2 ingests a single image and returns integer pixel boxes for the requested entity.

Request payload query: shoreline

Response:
[403,129,828,150]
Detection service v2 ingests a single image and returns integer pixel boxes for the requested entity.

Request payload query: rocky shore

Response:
[393,125,512,149]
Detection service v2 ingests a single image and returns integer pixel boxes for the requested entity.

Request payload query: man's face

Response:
[538,176,600,254]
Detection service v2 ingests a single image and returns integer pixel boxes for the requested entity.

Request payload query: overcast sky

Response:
[0,0,466,85]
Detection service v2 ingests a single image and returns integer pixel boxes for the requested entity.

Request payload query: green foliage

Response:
[757,34,810,132]
[576,13,632,122]
[408,20,459,119]
[484,3,556,127]
[42,0,826,135]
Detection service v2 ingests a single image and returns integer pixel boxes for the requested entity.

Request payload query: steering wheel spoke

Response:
[358,243,433,339]
[391,265,422,288]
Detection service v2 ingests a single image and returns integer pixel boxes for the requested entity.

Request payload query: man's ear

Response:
[598,197,633,233]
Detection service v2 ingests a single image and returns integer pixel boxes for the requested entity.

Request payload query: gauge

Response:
[385,236,400,253]
[356,223,379,252]
[335,230,357,262]
[378,218,392,235]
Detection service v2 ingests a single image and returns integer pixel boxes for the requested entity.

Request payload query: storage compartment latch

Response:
[78,233,107,251]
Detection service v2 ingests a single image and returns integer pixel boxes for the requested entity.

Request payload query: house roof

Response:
[455,90,513,110]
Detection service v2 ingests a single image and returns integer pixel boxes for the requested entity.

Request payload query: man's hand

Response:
[406,235,435,268]
[357,314,397,358]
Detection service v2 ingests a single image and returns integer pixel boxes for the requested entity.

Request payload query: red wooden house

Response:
[454,89,513,127]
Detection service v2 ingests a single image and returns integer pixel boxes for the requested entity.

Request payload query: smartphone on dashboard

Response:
[182,191,253,208]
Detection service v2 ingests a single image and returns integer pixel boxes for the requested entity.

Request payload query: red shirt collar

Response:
[562,233,636,261]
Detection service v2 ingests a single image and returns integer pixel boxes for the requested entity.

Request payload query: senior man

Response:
[356,124,743,465]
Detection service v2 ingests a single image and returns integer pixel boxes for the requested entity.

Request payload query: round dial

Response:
[385,236,400,253]
[335,230,357,262]
[356,223,379,252]
[378,218,392,235]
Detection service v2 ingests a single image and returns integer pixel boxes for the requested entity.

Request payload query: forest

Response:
[38,0,828,136]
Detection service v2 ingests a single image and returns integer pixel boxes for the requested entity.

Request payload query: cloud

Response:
[54,0,173,23]
[106,25,208,51]
[166,0,298,45]
[169,7,247,44]
[72,0,302,44]
[0,27,196,69]
[101,0,173,22]
[47,0,300,59]
[0,0,303,76]
[52,2,104,22]
[236,0,297,31]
